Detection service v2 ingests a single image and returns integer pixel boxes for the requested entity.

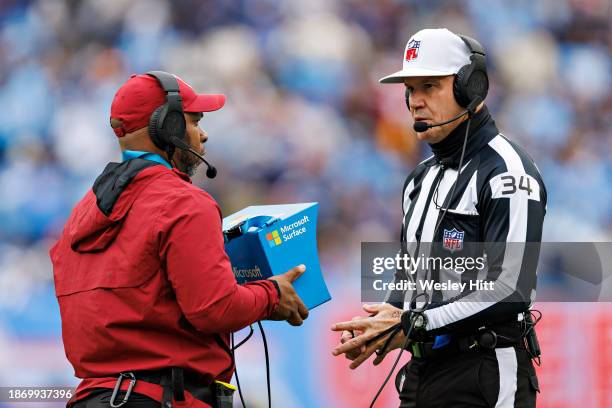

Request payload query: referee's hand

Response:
[339,316,367,361]
[331,303,407,369]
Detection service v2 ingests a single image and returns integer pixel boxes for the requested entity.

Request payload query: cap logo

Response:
[405,39,420,61]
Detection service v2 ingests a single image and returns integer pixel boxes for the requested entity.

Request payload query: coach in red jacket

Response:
[50,72,308,408]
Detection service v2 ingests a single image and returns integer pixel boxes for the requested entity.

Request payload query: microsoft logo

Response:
[266,230,282,247]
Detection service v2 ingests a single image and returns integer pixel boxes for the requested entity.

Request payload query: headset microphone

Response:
[169,136,218,178]
[413,97,482,133]
[205,163,217,179]
[413,110,466,133]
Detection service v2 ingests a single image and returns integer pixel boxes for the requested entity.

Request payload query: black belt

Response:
[409,323,525,359]
[109,368,215,408]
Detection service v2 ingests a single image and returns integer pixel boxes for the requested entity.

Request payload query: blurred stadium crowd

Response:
[0,0,610,392]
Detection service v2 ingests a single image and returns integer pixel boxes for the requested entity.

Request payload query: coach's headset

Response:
[146,70,217,178]
[405,34,489,114]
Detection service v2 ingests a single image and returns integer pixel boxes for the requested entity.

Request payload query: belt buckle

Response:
[110,372,137,408]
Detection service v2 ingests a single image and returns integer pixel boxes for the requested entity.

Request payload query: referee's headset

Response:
[146,70,217,178]
[408,34,489,132]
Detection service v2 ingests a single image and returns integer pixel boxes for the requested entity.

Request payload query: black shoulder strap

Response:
[93,159,161,216]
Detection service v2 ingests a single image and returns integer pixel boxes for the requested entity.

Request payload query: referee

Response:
[331,28,545,407]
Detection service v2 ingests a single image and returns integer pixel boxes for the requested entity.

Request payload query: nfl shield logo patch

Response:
[405,40,420,61]
[443,228,464,252]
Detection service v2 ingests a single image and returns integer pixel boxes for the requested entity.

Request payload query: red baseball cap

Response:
[110,73,226,137]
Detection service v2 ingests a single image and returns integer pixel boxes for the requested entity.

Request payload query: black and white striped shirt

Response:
[387,107,547,335]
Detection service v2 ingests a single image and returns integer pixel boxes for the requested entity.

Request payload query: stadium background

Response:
[0,0,610,407]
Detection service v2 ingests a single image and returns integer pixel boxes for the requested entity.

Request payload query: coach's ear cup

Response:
[148,106,165,151]
[164,110,186,141]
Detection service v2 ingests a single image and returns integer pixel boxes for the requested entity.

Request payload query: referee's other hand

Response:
[267,264,309,326]
[330,303,406,369]
[339,316,367,360]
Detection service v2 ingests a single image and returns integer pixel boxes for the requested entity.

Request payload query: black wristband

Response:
[269,279,281,299]
[401,310,428,340]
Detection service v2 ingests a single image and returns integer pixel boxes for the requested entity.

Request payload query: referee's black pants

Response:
[395,346,539,408]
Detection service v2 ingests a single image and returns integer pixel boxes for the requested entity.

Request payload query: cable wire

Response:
[369,313,419,408]
[432,114,472,238]
[233,325,254,351]
[231,332,248,408]
[257,321,272,408]
[369,293,430,408]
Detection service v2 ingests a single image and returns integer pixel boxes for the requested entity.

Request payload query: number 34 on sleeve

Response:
[489,172,540,201]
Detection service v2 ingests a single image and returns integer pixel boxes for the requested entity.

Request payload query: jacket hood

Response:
[69,160,166,253]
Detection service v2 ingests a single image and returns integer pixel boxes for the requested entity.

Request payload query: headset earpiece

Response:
[146,71,186,157]
[453,35,489,108]
[148,106,164,150]
[164,110,186,140]
[453,64,471,108]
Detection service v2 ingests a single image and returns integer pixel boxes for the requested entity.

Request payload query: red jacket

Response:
[50,159,280,407]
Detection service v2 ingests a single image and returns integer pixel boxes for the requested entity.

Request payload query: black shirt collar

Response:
[428,105,497,168]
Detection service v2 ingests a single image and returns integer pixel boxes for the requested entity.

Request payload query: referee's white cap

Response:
[379,28,471,83]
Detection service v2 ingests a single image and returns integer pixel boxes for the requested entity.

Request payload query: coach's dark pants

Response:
[72,389,160,408]
[395,346,539,408]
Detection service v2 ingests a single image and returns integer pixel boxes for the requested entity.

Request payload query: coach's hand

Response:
[331,303,409,369]
[268,264,309,326]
